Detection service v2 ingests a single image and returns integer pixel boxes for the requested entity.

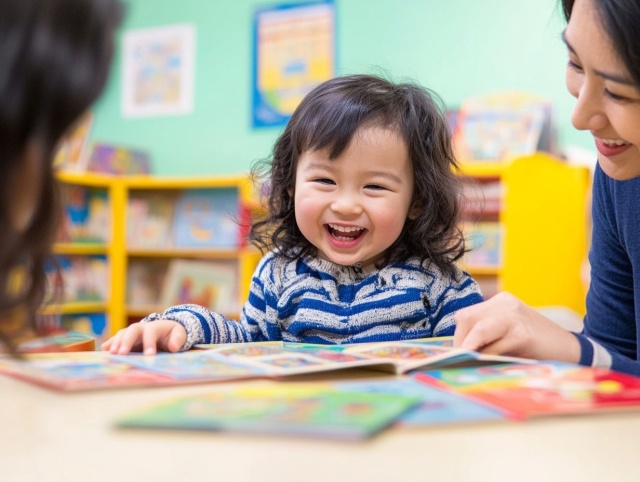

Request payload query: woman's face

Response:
[565,0,640,180]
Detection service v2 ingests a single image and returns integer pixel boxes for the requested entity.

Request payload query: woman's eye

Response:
[567,59,583,72]
[605,89,630,102]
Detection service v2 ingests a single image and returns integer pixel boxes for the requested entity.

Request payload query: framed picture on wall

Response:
[122,24,195,118]
[252,0,336,128]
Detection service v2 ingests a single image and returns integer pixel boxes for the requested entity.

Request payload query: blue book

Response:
[172,189,239,248]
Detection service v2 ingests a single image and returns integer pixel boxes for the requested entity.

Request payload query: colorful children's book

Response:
[115,384,421,441]
[127,193,175,249]
[53,111,93,173]
[172,188,240,248]
[0,351,179,391]
[160,259,239,314]
[414,361,640,419]
[14,331,95,354]
[0,339,528,392]
[87,143,151,175]
[335,378,508,427]
[117,340,531,380]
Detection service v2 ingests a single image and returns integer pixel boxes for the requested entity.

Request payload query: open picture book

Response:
[0,337,531,392]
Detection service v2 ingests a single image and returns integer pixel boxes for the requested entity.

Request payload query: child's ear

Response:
[408,202,421,220]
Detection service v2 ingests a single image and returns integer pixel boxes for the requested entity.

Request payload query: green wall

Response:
[91,0,593,176]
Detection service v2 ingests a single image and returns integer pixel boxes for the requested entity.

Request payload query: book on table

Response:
[115,383,422,441]
[413,361,640,419]
[0,337,529,392]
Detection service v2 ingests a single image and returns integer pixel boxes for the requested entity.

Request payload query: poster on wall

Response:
[122,24,195,118]
[252,0,335,128]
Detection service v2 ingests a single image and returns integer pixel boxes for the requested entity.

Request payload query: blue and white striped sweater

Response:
[143,251,484,350]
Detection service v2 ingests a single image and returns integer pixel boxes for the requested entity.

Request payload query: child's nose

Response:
[330,192,364,216]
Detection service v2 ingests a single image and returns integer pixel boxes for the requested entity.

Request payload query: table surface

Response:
[2,367,639,482]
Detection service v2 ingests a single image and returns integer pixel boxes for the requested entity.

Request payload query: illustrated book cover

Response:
[0,339,529,392]
[172,189,241,248]
[116,339,532,381]
[160,259,239,314]
[127,193,175,249]
[116,384,421,441]
[414,361,640,419]
[53,111,94,172]
[335,377,508,427]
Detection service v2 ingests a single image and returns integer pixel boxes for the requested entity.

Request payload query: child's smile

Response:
[326,224,367,246]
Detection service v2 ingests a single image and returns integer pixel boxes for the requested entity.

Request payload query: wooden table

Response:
[1,369,639,482]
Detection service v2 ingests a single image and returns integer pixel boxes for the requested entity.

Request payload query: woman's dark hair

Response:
[250,74,466,275]
[0,0,122,350]
[562,0,640,87]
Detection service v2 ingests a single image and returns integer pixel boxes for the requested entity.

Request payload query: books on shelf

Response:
[46,255,109,303]
[160,259,239,314]
[172,189,242,248]
[127,260,169,307]
[453,92,557,161]
[87,143,151,175]
[58,185,110,244]
[53,111,94,173]
[462,222,502,268]
[126,188,248,250]
[127,193,175,249]
[116,384,420,441]
[462,179,502,216]
[60,313,108,344]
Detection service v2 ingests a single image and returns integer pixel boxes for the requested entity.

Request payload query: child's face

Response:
[565,0,640,180]
[294,126,414,267]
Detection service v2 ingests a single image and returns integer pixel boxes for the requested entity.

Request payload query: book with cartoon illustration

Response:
[414,361,640,419]
[0,338,529,392]
[116,384,421,441]
[334,377,508,427]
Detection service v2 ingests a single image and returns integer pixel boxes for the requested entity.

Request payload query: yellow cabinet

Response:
[460,152,590,315]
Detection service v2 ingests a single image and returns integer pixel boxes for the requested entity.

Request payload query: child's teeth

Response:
[329,224,363,233]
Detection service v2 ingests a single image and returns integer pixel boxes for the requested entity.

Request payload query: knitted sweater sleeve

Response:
[431,268,484,337]
[141,253,280,350]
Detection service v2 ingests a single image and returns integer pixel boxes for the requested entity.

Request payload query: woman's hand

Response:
[101,319,187,355]
[453,292,581,363]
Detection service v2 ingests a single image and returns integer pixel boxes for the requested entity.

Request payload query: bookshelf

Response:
[459,152,590,315]
[51,173,262,341]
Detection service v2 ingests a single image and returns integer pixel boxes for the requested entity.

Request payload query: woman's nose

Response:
[570,80,608,132]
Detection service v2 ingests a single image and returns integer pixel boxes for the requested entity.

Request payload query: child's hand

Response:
[101,320,187,355]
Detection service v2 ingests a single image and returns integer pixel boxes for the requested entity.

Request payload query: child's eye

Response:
[567,59,583,72]
[364,184,387,191]
[314,178,335,185]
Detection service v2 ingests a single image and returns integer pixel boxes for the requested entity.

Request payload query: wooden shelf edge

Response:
[41,301,107,315]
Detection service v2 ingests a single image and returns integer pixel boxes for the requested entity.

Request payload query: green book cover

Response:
[116,384,420,441]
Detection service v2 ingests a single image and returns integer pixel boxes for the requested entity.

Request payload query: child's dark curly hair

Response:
[249,74,466,276]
